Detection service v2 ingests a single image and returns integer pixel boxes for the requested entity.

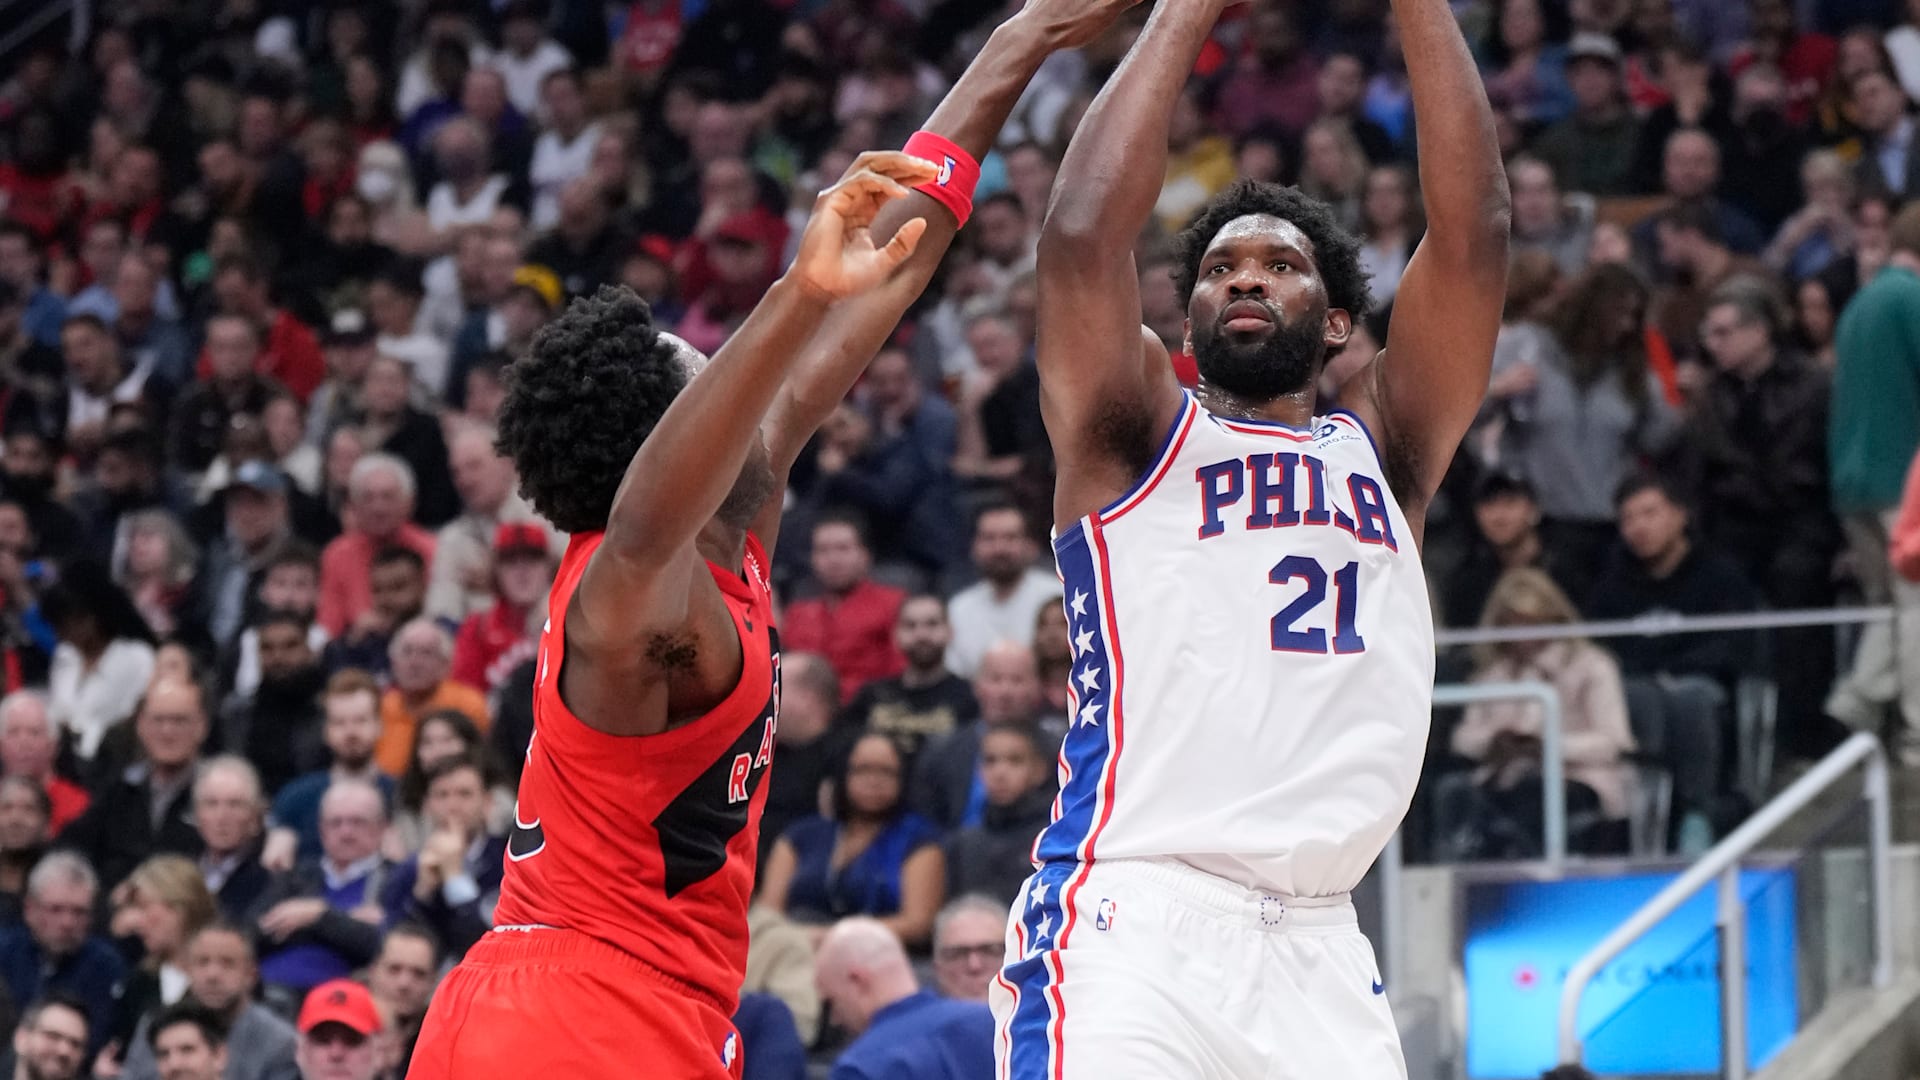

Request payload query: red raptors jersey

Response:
[491,530,780,1012]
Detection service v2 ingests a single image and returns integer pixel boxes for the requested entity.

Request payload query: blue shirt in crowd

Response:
[783,813,941,921]
[831,990,994,1080]
[0,926,126,1052]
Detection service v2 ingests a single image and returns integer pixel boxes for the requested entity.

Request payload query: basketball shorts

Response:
[990,858,1406,1080]
[407,926,743,1079]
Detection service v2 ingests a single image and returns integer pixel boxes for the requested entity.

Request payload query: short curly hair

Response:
[1170,180,1373,324]
[494,286,688,534]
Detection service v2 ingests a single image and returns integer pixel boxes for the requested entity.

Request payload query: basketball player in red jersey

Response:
[406,0,1137,1074]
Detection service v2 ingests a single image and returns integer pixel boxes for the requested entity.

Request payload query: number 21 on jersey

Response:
[1269,555,1365,655]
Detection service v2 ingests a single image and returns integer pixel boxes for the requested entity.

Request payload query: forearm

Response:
[603,279,831,559]
[1043,0,1223,247]
[1393,0,1508,255]
[765,19,1062,470]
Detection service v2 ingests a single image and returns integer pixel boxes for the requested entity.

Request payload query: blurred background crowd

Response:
[1,0,1919,1075]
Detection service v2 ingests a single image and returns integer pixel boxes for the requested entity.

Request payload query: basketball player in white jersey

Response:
[988,0,1508,1075]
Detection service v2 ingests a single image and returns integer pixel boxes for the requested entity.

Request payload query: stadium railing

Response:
[1552,730,1894,1080]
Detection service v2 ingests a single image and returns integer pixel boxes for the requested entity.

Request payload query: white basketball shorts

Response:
[989,857,1406,1080]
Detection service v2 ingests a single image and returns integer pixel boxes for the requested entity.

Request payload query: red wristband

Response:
[902,131,980,228]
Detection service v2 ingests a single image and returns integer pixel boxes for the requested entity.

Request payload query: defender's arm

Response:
[567,157,934,685]
[753,0,1140,552]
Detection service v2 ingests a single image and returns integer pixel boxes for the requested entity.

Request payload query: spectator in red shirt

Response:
[203,256,326,404]
[1729,0,1835,126]
[318,453,437,637]
[1214,3,1322,140]
[782,513,906,704]
[449,524,554,694]
[0,108,85,245]
[0,690,87,834]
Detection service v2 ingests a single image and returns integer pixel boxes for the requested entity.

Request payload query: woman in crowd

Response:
[1356,164,1423,308]
[115,511,200,641]
[759,731,946,948]
[1477,0,1573,131]
[106,855,219,1059]
[1484,263,1681,597]
[1763,150,1856,282]
[1794,275,1842,370]
[389,709,513,859]
[0,776,50,925]
[1437,568,1634,859]
[42,562,157,768]
[1295,119,1368,233]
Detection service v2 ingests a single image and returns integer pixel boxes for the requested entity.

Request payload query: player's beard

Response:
[1190,300,1328,402]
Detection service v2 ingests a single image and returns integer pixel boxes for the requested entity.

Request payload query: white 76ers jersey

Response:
[1035,391,1434,898]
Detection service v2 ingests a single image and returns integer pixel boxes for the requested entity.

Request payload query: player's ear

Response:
[1181,316,1193,356]
[1324,308,1352,350]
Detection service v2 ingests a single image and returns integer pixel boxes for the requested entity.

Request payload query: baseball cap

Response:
[297,979,383,1036]
[511,264,563,312]
[1566,32,1623,67]
[714,212,774,247]
[324,308,375,347]
[224,460,288,497]
[494,521,548,557]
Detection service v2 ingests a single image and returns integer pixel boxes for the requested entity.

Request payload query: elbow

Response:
[1039,202,1119,262]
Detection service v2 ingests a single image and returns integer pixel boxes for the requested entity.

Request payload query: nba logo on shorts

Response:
[938,155,955,186]
[1096,898,1117,931]
[721,1032,737,1068]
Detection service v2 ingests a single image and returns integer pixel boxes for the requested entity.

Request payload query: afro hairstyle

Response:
[494,285,689,535]
[1170,179,1373,325]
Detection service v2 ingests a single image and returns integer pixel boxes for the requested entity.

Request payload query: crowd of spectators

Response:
[1,0,1919,1075]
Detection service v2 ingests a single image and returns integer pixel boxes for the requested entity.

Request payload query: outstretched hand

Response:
[789,151,939,303]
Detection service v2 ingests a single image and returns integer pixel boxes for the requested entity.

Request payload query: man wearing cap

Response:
[449,523,553,692]
[307,312,376,448]
[198,461,298,651]
[294,979,383,1080]
[426,425,556,626]
[1529,33,1641,198]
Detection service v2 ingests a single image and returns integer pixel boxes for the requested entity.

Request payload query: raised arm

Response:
[1352,0,1511,508]
[565,155,934,723]
[753,0,1140,551]
[1035,0,1213,525]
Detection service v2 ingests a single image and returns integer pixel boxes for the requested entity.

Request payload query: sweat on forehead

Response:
[1205,214,1318,261]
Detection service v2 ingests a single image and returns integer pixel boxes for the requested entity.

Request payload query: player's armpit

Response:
[1035,250,1183,526]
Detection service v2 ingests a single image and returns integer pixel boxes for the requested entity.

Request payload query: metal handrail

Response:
[1436,605,1891,648]
[1555,731,1893,1077]
[1432,681,1567,872]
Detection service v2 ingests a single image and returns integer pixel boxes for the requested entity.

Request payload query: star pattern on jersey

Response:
[1069,589,1089,618]
[1028,912,1054,955]
[1028,882,1050,910]
[1073,627,1096,658]
[1077,701,1103,728]
[1076,665,1102,694]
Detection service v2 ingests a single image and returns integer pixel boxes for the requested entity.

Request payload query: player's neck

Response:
[1195,382,1317,427]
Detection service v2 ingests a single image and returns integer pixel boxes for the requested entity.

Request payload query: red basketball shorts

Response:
[406,927,742,1079]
